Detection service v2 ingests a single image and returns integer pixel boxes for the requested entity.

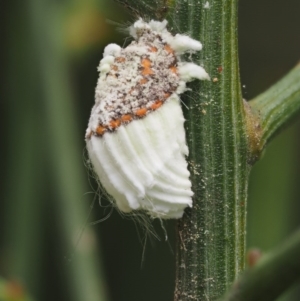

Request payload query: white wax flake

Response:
[103,44,121,57]
[204,1,210,8]
[86,19,209,219]
[179,62,210,81]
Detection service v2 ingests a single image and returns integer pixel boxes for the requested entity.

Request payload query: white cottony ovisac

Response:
[87,95,193,219]
[86,19,210,219]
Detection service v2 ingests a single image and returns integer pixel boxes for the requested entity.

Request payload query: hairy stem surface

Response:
[166,1,249,300]
[114,0,249,299]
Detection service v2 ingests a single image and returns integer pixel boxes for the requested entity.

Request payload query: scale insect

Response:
[86,19,209,219]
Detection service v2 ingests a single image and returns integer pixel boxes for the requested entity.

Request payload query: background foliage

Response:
[0,0,299,300]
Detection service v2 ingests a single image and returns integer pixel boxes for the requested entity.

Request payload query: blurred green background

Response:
[0,0,299,300]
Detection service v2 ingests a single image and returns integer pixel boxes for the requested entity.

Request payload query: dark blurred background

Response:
[0,0,299,300]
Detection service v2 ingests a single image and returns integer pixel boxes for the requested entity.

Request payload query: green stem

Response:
[221,229,300,301]
[248,64,300,153]
[114,0,249,299]
[26,1,108,300]
[167,1,249,300]
[3,0,48,292]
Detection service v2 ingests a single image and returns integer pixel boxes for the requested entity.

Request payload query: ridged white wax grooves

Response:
[86,19,209,219]
[87,95,193,218]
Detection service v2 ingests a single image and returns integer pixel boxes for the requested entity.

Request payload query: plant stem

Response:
[26,0,108,300]
[114,0,249,299]
[3,0,50,292]
[113,0,300,300]
[166,1,249,300]
[221,229,300,301]
[248,63,300,150]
